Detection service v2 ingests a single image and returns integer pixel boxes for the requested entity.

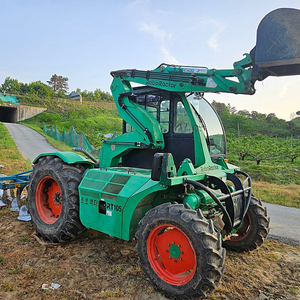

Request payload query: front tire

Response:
[135,203,226,299]
[27,156,87,242]
[223,196,270,252]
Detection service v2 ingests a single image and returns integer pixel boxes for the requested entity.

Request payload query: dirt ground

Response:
[0,207,299,300]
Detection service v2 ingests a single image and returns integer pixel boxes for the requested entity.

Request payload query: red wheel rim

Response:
[147,224,197,285]
[230,213,251,241]
[35,176,62,224]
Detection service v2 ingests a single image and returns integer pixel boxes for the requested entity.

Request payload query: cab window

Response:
[174,100,193,134]
[126,92,170,133]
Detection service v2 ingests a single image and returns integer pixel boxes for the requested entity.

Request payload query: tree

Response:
[226,103,236,114]
[1,77,21,94]
[251,111,266,121]
[244,135,281,165]
[28,81,55,97]
[227,135,252,160]
[281,138,300,163]
[266,113,277,123]
[211,100,229,117]
[47,74,69,94]
[94,88,113,102]
[237,109,251,118]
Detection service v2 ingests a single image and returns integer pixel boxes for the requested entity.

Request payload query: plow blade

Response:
[251,8,300,80]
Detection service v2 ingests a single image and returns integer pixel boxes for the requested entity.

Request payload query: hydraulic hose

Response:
[73,148,99,167]
[184,179,232,233]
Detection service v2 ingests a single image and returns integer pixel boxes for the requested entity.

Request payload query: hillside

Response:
[212,101,300,138]
[20,96,122,149]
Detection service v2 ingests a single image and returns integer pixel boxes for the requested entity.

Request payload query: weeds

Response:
[8,268,20,275]
[20,231,30,242]
[2,282,15,292]
[108,265,122,275]
[289,286,297,295]
[98,287,124,298]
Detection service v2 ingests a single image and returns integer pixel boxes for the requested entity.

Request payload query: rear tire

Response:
[27,156,87,242]
[223,196,270,252]
[135,203,226,299]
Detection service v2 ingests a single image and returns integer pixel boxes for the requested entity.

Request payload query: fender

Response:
[33,151,94,168]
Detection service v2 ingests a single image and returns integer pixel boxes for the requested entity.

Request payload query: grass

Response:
[0,123,32,175]
[228,155,300,185]
[290,287,297,295]
[253,181,300,208]
[22,123,73,152]
[227,154,300,208]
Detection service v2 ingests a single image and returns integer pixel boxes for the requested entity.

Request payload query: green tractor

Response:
[27,8,300,299]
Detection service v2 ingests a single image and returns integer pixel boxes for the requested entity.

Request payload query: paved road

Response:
[264,202,300,246]
[3,123,300,246]
[4,123,58,162]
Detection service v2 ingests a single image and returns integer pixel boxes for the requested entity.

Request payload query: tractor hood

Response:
[251,8,300,81]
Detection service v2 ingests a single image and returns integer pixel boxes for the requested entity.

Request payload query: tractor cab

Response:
[122,87,226,169]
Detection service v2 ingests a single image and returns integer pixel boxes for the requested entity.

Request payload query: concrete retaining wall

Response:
[0,104,47,123]
[18,105,47,121]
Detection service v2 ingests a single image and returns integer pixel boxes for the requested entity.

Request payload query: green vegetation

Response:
[1,77,56,98]
[0,77,121,149]
[0,76,122,149]
[22,103,122,149]
[0,123,32,175]
[227,134,300,165]
[227,157,300,208]
[47,74,69,95]
[210,100,300,208]
[0,76,114,103]
[212,100,300,137]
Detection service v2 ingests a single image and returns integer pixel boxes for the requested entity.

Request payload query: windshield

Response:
[188,94,226,156]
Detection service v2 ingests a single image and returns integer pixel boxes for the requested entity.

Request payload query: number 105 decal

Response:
[107,202,122,212]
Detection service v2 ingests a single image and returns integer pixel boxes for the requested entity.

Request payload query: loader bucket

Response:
[251,8,300,80]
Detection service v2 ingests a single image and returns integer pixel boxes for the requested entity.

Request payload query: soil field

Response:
[0,207,299,300]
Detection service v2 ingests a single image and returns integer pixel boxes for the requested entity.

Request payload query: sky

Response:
[1,0,300,121]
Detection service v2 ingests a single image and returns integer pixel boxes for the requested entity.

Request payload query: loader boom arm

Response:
[111,53,255,96]
[102,54,256,168]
